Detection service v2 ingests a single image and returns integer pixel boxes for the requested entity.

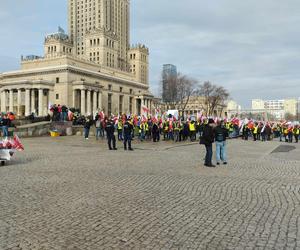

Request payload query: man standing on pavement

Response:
[83,116,93,140]
[123,117,134,151]
[105,117,117,150]
[214,120,229,165]
[200,118,215,167]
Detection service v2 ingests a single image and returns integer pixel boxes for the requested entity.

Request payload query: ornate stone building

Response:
[164,96,227,118]
[0,0,153,117]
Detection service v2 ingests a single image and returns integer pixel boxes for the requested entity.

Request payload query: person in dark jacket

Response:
[123,118,134,151]
[152,122,160,142]
[105,117,117,150]
[200,118,215,167]
[83,116,93,139]
[214,120,229,165]
[1,114,11,138]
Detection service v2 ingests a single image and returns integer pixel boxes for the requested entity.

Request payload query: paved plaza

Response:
[1,136,300,250]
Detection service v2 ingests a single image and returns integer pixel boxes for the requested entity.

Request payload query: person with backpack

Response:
[214,120,229,165]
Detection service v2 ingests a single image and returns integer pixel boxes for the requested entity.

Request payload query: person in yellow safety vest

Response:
[139,122,145,141]
[283,127,289,142]
[293,126,299,143]
[225,122,230,131]
[144,122,149,140]
[189,120,196,141]
[174,121,180,142]
[117,120,123,141]
[252,123,258,141]
[229,123,234,137]
[163,121,169,140]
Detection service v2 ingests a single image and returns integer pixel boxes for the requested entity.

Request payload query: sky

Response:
[0,0,299,108]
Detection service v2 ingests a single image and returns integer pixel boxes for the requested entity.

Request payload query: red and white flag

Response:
[13,135,24,151]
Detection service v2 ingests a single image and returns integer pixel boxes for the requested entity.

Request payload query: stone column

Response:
[72,89,76,108]
[9,90,14,112]
[25,89,31,116]
[31,89,35,115]
[38,89,44,117]
[98,92,102,111]
[17,89,22,116]
[80,89,86,115]
[93,91,97,114]
[1,91,6,113]
[86,90,91,115]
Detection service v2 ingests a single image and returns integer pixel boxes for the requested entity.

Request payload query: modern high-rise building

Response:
[163,64,177,77]
[0,0,153,117]
[162,64,177,102]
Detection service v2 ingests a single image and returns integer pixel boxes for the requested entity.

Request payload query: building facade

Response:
[226,100,242,118]
[164,96,227,119]
[0,0,153,117]
[251,98,298,120]
[162,64,177,103]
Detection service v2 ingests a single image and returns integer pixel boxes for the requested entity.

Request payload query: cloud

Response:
[131,0,300,107]
[0,0,299,108]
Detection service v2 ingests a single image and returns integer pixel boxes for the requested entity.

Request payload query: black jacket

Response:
[123,121,133,135]
[1,118,11,127]
[214,126,229,142]
[84,119,93,129]
[201,124,215,145]
[105,121,115,136]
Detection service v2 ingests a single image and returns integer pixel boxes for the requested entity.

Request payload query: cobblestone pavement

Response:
[1,136,300,250]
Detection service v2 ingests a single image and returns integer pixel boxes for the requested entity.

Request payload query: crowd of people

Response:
[77,111,300,165]
[0,113,15,137]
[2,107,299,167]
[49,105,72,122]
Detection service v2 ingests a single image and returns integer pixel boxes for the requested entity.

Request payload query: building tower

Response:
[68,0,130,70]
[128,44,149,85]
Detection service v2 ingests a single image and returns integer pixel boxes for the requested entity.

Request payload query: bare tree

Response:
[176,73,198,113]
[197,81,230,116]
[161,71,198,111]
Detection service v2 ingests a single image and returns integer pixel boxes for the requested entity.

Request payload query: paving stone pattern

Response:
[1,137,300,250]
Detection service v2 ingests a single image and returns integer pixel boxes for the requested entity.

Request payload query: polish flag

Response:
[13,135,24,151]
[142,105,150,114]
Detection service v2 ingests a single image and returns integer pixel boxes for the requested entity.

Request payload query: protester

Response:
[293,125,299,143]
[95,115,102,140]
[105,117,117,150]
[1,114,11,138]
[152,121,160,142]
[189,120,197,141]
[117,119,123,141]
[83,116,93,140]
[123,117,134,151]
[200,118,215,167]
[214,120,229,165]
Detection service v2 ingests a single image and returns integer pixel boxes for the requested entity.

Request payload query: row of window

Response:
[107,84,133,95]
[107,94,134,115]
[47,46,72,54]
